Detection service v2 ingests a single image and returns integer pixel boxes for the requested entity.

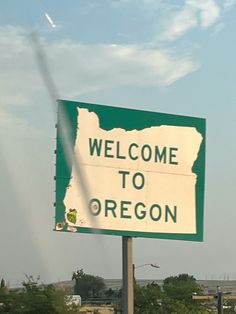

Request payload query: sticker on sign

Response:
[55,100,205,241]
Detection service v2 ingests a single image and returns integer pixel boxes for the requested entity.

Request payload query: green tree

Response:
[134,274,213,314]
[0,278,7,296]
[0,279,5,289]
[162,274,211,314]
[72,269,105,298]
[134,282,162,314]
[163,274,203,303]
[223,300,236,314]
[0,275,81,314]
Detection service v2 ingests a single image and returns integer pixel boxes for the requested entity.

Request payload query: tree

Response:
[134,274,212,314]
[0,278,7,296]
[162,274,210,314]
[0,279,5,289]
[72,269,105,298]
[163,274,203,303]
[0,275,81,314]
[223,300,236,314]
[134,282,162,314]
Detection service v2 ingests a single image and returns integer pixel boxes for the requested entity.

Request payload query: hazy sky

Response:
[1,0,236,287]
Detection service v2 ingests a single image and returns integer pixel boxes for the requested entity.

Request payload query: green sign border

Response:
[55,99,205,241]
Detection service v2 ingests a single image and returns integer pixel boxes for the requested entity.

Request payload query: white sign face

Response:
[55,100,205,241]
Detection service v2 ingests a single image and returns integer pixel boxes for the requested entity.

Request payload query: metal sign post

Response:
[122,236,134,314]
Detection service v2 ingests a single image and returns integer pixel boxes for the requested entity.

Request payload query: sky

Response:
[1,0,236,287]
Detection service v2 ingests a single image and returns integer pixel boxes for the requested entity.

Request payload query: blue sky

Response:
[1,0,236,285]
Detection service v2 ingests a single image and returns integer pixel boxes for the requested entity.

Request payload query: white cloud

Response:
[223,0,236,9]
[161,0,220,41]
[161,4,198,41]
[211,22,225,36]
[111,0,161,5]
[48,42,198,95]
[192,0,220,28]
[0,25,198,115]
[0,26,42,106]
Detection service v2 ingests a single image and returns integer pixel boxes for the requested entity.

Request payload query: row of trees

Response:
[0,276,81,314]
[72,270,236,313]
[136,274,236,313]
[1,271,236,313]
[134,274,207,314]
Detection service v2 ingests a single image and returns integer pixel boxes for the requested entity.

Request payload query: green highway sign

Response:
[55,100,205,241]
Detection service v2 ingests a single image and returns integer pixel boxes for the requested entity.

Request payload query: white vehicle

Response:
[66,295,82,306]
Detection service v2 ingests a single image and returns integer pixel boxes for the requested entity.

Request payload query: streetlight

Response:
[134,263,160,270]
[133,263,160,282]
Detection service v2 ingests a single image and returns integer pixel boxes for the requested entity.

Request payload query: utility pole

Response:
[192,286,236,313]
[217,286,223,314]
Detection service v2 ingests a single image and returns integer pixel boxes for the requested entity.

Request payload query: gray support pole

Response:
[122,236,134,314]
[217,291,223,314]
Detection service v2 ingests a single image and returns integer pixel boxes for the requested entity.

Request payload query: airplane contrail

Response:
[45,12,56,28]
